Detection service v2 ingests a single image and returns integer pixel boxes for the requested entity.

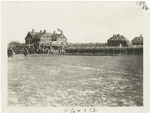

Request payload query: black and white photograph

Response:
[1,1,150,113]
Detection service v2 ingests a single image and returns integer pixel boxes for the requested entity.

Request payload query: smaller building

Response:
[107,34,130,47]
[132,34,143,45]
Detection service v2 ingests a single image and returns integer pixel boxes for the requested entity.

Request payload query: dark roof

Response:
[108,34,129,41]
[29,32,39,38]
[34,32,53,39]
[51,34,62,40]
[34,33,45,39]
[132,36,143,42]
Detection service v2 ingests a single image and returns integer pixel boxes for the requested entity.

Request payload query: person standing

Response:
[11,48,13,60]
[7,48,13,60]
[47,48,51,57]
[24,48,28,60]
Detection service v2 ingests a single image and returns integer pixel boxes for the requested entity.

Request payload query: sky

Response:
[1,1,144,44]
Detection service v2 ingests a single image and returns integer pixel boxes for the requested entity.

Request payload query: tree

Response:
[8,41,20,50]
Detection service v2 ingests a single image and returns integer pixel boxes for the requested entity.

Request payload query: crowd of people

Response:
[65,46,143,55]
[8,46,143,59]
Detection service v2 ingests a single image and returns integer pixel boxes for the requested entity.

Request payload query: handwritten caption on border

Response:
[64,107,98,113]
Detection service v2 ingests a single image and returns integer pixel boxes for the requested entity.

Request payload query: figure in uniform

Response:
[24,48,28,60]
[7,48,13,60]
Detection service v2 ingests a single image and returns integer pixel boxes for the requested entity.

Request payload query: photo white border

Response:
[1,0,150,113]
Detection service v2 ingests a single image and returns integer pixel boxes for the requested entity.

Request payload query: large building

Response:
[25,29,67,50]
[132,34,143,45]
[107,34,130,47]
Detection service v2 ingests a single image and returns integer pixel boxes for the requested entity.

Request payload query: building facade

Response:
[25,29,67,50]
[132,34,143,45]
[107,34,130,47]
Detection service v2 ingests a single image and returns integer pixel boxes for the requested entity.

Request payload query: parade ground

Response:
[7,54,143,107]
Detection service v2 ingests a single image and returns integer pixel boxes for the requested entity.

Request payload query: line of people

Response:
[65,47,143,55]
[8,46,143,58]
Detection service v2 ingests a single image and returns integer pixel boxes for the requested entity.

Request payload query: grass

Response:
[8,54,143,107]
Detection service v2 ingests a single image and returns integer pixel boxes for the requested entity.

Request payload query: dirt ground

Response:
[7,54,143,107]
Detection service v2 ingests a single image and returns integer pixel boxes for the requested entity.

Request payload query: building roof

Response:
[51,34,62,41]
[28,32,39,38]
[25,30,67,46]
[132,36,143,42]
[34,32,53,39]
[34,33,45,39]
[27,31,65,40]
[108,34,129,41]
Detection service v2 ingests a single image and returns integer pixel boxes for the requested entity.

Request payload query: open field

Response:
[8,54,143,107]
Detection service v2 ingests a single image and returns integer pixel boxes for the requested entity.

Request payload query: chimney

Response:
[117,34,120,37]
[40,30,42,33]
[140,34,142,37]
[44,30,47,33]
[32,29,34,33]
[53,31,55,34]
